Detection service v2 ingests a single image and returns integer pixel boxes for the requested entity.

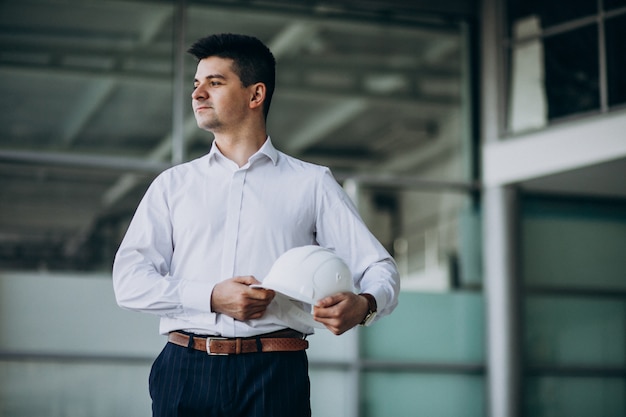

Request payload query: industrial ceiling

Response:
[0,0,475,270]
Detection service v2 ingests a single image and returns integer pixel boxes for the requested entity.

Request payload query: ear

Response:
[249,83,266,110]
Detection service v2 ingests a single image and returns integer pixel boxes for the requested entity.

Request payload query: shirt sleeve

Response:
[111,175,216,319]
[314,169,400,321]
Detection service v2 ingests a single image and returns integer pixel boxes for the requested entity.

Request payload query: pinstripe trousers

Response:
[149,341,311,417]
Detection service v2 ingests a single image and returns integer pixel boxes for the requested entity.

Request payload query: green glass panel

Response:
[522,196,626,290]
[525,376,625,417]
[458,200,483,286]
[362,292,485,363]
[362,372,484,417]
[525,296,626,366]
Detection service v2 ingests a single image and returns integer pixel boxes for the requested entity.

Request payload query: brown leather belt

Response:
[168,330,309,355]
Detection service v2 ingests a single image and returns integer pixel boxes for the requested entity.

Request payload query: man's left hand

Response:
[313,292,369,335]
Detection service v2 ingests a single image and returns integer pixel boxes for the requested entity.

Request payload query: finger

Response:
[313,315,346,336]
[316,292,349,308]
[246,287,275,301]
[233,275,261,286]
[313,304,338,320]
[243,302,274,320]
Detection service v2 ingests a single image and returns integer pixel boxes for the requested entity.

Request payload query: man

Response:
[113,33,400,417]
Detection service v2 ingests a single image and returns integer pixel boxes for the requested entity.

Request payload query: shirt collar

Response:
[207,136,278,166]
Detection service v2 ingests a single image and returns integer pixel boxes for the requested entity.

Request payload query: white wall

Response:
[0,271,358,417]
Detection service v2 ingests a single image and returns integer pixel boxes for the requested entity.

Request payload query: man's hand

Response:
[313,292,370,335]
[211,276,275,321]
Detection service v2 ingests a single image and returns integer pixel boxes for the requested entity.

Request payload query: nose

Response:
[191,83,206,100]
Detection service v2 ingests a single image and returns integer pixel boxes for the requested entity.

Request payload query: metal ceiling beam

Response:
[52,5,177,257]
[0,59,459,106]
[59,6,174,148]
[183,0,468,29]
[0,149,169,173]
[0,69,458,122]
[101,115,199,208]
[0,44,460,78]
[269,21,318,57]
[284,98,368,153]
[60,79,117,147]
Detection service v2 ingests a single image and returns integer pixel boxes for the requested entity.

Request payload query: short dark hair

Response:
[188,33,276,120]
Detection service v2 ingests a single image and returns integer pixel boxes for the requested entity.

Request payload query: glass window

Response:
[362,292,485,362]
[525,376,625,417]
[362,372,485,417]
[506,22,601,133]
[604,0,626,11]
[508,0,597,32]
[350,187,481,289]
[525,296,626,366]
[605,14,626,106]
[521,195,626,290]
[505,0,626,133]
[543,25,600,120]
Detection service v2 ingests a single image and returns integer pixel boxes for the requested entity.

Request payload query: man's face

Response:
[191,56,251,132]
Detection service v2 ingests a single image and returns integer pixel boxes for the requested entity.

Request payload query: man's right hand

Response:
[210,276,275,321]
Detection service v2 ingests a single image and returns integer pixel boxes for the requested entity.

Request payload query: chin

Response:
[196,119,220,131]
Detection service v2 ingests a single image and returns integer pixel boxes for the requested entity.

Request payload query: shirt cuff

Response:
[180,280,216,315]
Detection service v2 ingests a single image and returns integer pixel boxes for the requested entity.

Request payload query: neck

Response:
[213,131,267,167]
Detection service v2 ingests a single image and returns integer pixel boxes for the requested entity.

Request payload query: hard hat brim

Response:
[250,282,314,305]
[251,289,325,329]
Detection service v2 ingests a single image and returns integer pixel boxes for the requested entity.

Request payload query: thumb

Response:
[316,293,341,307]
[234,275,261,286]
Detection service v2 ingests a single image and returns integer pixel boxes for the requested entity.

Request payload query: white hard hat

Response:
[253,245,353,329]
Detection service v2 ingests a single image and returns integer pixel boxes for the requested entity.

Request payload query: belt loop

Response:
[255,336,262,353]
[187,334,194,350]
[235,338,242,354]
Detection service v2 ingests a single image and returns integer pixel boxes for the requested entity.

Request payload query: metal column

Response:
[171,0,187,165]
[480,0,522,415]
[483,186,521,417]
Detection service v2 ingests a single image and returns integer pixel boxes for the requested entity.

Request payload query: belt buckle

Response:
[206,337,228,356]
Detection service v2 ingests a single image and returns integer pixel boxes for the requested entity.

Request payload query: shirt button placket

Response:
[220,169,246,334]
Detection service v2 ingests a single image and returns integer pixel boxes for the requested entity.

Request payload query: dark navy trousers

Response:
[149,341,311,417]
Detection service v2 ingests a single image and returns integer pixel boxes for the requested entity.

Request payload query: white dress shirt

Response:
[112,137,399,337]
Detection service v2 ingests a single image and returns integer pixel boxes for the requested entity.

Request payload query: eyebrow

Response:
[193,74,227,83]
